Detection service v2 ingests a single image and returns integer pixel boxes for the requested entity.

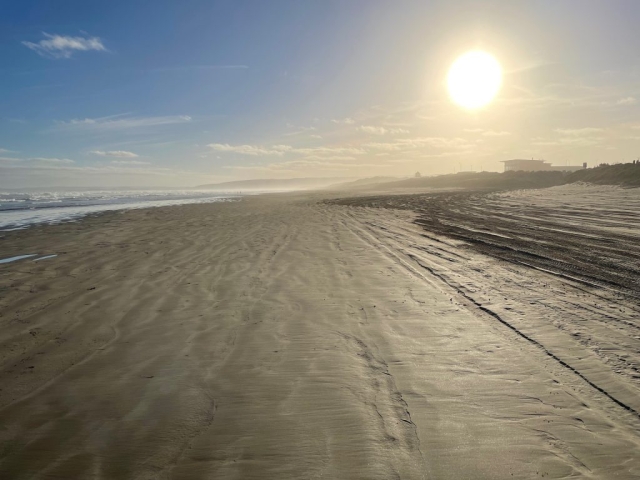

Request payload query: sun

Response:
[447,51,502,109]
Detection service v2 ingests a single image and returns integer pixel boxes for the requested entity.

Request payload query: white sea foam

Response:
[0,254,37,264]
[0,190,238,230]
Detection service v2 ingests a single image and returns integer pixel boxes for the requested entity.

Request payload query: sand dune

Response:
[0,190,639,479]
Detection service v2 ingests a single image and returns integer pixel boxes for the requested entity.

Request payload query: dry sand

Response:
[1,188,639,479]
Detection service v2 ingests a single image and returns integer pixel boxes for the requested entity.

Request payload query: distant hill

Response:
[196,164,640,193]
[326,176,404,189]
[333,165,640,192]
[196,177,354,191]
[567,163,640,187]
[345,171,569,191]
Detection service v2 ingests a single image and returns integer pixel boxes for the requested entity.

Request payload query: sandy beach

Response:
[1,188,640,479]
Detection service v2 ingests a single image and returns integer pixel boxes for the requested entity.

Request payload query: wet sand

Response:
[1,190,639,479]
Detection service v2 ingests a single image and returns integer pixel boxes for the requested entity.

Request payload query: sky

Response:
[2,0,640,188]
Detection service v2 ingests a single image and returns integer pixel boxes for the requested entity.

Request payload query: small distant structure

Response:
[414,171,421,178]
[501,159,586,173]
[501,159,550,172]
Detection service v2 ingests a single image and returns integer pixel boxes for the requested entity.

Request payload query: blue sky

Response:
[2,0,640,187]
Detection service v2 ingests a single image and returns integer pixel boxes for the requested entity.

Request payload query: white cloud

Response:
[532,136,602,147]
[283,126,317,137]
[463,129,510,136]
[208,136,476,174]
[0,161,208,181]
[616,96,637,105]
[22,33,106,59]
[359,126,387,135]
[209,143,365,157]
[1,156,76,165]
[331,118,355,125]
[208,143,292,156]
[299,155,357,162]
[482,130,511,137]
[533,127,606,148]
[562,137,603,146]
[54,114,192,131]
[91,150,139,158]
[110,160,150,165]
[364,137,473,151]
[555,127,603,136]
[224,159,386,172]
[31,157,75,164]
[293,146,365,156]
[358,125,409,135]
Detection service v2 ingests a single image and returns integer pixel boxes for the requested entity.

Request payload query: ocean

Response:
[0,189,238,231]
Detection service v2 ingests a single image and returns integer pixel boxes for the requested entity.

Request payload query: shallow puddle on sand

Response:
[33,255,58,262]
[0,254,37,264]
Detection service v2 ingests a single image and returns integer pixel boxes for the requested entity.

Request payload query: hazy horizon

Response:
[0,176,359,191]
[3,0,640,188]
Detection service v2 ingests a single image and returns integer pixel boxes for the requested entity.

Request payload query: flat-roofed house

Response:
[501,159,586,172]
[501,159,552,172]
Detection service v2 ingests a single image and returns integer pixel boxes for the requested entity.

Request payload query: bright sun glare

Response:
[447,51,502,110]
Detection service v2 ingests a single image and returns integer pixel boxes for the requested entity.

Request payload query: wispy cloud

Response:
[555,127,603,136]
[0,156,75,164]
[293,146,365,156]
[358,125,409,135]
[110,159,150,165]
[209,135,478,176]
[482,130,511,137]
[150,65,249,73]
[532,134,603,147]
[91,150,139,158]
[331,118,355,125]
[533,138,602,147]
[22,33,106,59]
[31,157,75,164]
[0,161,220,189]
[224,159,385,173]
[364,137,474,152]
[209,134,481,171]
[462,129,511,137]
[283,126,317,137]
[616,96,637,106]
[54,114,192,131]
[505,60,556,75]
[208,143,292,156]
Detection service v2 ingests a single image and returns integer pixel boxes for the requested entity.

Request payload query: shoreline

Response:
[0,191,240,232]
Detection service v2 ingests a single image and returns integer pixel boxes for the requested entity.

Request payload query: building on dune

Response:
[501,159,586,173]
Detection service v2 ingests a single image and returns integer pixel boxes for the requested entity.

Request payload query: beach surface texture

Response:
[1,187,639,479]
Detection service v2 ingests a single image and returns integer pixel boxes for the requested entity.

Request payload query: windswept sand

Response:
[1,190,639,479]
